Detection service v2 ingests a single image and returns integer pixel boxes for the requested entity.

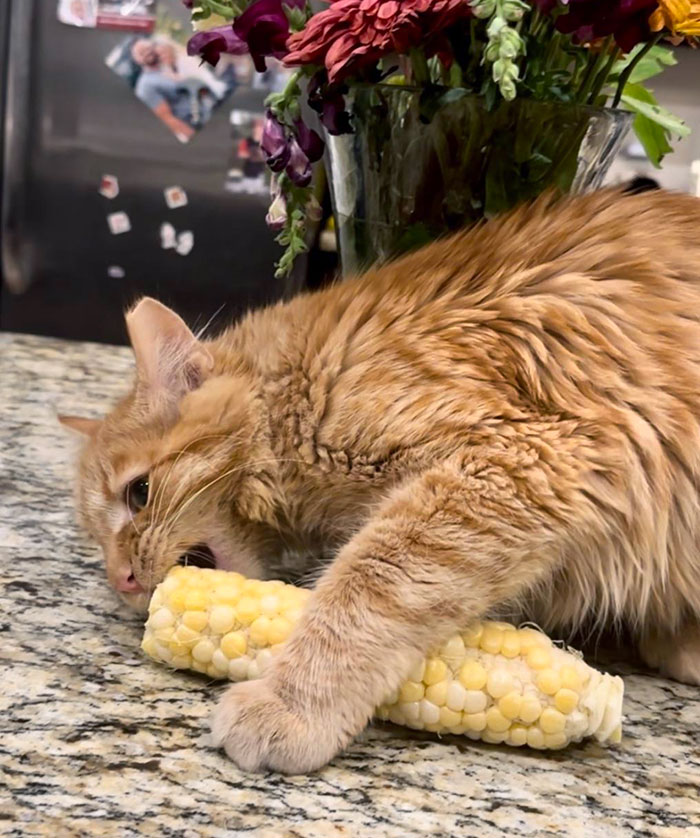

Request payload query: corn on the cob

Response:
[142,566,624,750]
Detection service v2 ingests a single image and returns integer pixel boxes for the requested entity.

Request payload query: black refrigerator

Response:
[0,0,309,344]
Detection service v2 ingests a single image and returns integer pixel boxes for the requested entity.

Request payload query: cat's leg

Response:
[211,454,587,773]
[638,620,700,685]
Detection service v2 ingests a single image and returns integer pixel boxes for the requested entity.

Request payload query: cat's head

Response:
[60,298,279,612]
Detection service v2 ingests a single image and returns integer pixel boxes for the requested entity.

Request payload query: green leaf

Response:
[621,82,690,138]
[633,112,673,168]
[610,45,677,85]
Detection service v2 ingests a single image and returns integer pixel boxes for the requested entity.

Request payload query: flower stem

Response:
[409,48,431,85]
[612,35,662,108]
[577,36,613,103]
[202,0,236,19]
[588,45,621,104]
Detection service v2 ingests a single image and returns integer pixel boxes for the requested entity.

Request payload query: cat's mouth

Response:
[178,543,218,569]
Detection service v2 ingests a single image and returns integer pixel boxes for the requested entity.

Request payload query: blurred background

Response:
[1,0,699,345]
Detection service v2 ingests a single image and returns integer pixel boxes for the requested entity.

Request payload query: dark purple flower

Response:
[233,0,305,72]
[537,0,657,52]
[294,119,324,163]
[307,72,353,136]
[261,111,291,172]
[285,138,312,186]
[187,25,248,67]
[266,186,288,231]
[182,0,193,7]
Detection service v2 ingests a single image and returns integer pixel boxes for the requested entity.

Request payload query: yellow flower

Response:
[650,0,700,35]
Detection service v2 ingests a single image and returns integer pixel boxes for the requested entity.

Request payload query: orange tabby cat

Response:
[62,189,700,772]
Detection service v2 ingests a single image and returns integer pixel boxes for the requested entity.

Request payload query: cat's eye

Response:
[125,475,149,513]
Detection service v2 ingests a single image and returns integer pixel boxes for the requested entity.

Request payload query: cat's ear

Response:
[58,415,101,437]
[125,298,214,400]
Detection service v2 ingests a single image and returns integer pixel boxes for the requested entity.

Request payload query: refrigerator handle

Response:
[2,0,35,293]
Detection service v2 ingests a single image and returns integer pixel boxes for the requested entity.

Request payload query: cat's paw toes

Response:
[210,679,341,773]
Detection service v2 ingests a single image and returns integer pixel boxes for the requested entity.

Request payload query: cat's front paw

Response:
[210,678,343,773]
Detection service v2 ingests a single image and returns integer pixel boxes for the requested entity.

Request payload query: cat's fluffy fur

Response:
[64,189,700,772]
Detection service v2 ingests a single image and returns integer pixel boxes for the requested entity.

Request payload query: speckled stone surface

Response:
[1,331,699,838]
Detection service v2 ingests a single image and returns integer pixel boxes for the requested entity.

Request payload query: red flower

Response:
[285,0,473,83]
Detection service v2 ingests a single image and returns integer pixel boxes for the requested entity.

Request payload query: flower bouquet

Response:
[187,0,698,275]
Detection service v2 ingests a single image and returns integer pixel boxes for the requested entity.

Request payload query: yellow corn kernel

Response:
[463,711,487,732]
[220,630,247,659]
[445,682,467,712]
[399,681,425,703]
[439,634,466,662]
[482,730,509,744]
[544,732,568,750]
[167,589,187,612]
[407,659,426,682]
[526,648,552,670]
[211,649,229,673]
[419,699,440,725]
[462,622,483,647]
[463,690,488,713]
[208,605,236,635]
[192,639,215,664]
[149,607,174,630]
[459,660,487,690]
[174,624,199,645]
[182,611,209,632]
[425,681,448,707]
[249,616,271,647]
[439,707,462,728]
[423,658,448,686]
[536,668,561,695]
[191,660,208,674]
[519,695,543,724]
[480,625,504,654]
[212,583,242,604]
[498,691,523,720]
[267,617,293,645]
[560,665,583,691]
[171,654,191,669]
[258,594,280,616]
[539,707,566,734]
[527,726,546,749]
[184,589,208,611]
[518,628,550,652]
[235,596,260,625]
[485,707,511,733]
[228,656,251,680]
[554,688,579,715]
[500,631,521,658]
[508,724,528,747]
[486,669,514,699]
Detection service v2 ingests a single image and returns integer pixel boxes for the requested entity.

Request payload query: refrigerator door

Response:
[1,0,302,344]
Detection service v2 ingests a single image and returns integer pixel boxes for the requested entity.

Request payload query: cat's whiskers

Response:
[151,434,232,526]
[160,456,308,541]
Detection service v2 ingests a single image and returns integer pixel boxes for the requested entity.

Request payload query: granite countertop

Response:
[1,331,699,838]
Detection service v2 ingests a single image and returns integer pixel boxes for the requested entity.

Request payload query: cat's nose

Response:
[115,569,144,594]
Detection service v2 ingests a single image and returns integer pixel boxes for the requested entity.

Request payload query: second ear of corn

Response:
[142,566,624,750]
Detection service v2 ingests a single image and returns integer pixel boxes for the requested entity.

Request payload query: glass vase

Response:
[324,86,633,276]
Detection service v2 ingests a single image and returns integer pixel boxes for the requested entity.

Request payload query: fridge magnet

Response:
[164,186,188,209]
[107,265,126,278]
[160,222,177,249]
[99,174,120,199]
[58,1,156,32]
[107,211,131,235]
[105,16,238,144]
[175,231,194,256]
